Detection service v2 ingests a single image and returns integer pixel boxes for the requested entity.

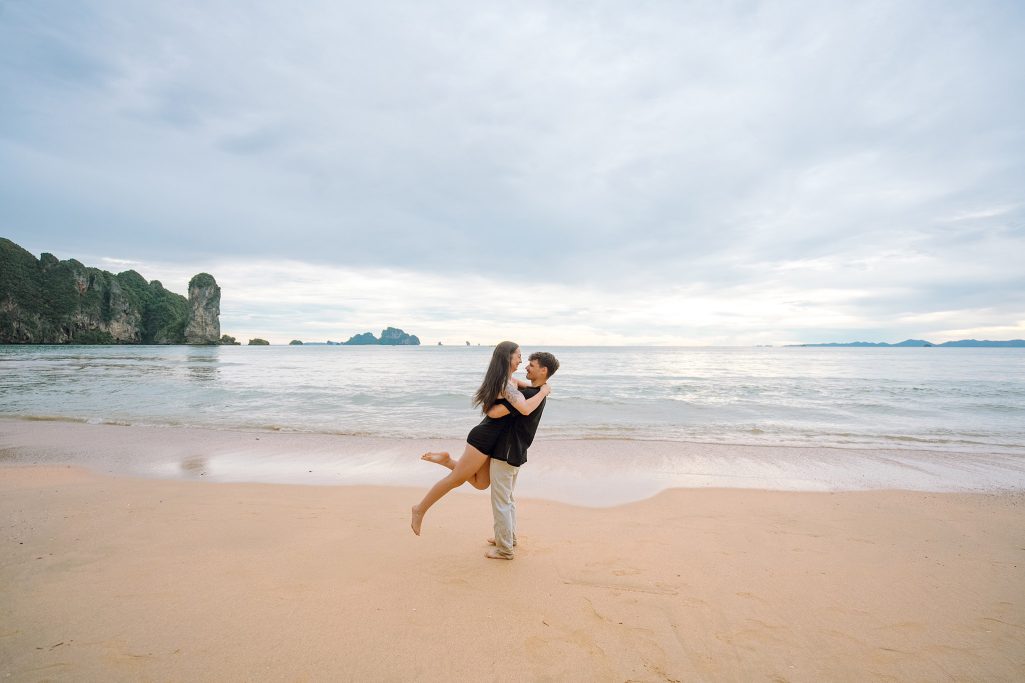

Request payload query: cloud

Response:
[1,1,1023,343]
[64,253,1017,347]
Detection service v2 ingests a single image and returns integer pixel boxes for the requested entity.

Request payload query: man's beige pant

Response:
[490,458,519,558]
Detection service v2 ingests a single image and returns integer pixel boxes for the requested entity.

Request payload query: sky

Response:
[1,0,1023,345]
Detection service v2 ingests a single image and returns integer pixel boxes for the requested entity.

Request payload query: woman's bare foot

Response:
[410,506,425,536]
[421,452,454,469]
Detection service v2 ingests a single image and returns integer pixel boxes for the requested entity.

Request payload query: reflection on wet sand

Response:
[180,455,208,476]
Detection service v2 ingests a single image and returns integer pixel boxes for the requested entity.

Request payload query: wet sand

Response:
[2,464,1023,681]
[3,418,1023,506]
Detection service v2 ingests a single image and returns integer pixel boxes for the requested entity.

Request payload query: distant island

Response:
[301,327,421,346]
[788,339,1025,348]
[0,237,223,344]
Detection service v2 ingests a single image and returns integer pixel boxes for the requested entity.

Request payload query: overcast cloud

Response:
[2,1,1023,344]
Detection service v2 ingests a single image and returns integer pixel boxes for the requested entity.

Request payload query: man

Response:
[483,351,560,560]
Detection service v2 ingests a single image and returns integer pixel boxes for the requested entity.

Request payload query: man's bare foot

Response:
[410,506,425,536]
[485,548,513,560]
[486,537,517,546]
[421,452,454,469]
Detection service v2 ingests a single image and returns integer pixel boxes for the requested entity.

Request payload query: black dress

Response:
[465,398,515,455]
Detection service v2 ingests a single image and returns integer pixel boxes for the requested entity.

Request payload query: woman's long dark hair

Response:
[473,341,518,413]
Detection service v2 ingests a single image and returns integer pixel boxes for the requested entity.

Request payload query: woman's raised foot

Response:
[421,451,454,469]
[410,505,425,536]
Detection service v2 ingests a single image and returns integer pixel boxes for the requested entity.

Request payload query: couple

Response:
[410,341,559,560]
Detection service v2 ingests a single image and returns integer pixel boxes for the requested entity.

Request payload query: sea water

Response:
[2,344,1024,454]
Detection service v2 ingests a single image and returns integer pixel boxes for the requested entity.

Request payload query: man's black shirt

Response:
[491,385,546,468]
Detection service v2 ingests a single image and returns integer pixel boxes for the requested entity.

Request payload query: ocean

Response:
[2,344,1024,454]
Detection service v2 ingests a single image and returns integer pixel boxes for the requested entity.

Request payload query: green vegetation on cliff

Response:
[189,273,217,290]
[1,237,195,344]
[115,272,189,344]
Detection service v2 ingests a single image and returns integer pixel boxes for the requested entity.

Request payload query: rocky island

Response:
[344,327,420,345]
[0,237,222,344]
[303,327,421,346]
[789,339,1025,347]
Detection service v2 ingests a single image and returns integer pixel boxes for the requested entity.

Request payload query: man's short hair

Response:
[529,351,559,378]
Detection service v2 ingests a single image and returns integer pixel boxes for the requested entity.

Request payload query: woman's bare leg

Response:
[421,449,491,489]
[465,457,491,490]
[411,445,489,535]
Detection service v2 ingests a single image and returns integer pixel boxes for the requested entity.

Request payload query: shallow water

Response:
[2,344,1024,455]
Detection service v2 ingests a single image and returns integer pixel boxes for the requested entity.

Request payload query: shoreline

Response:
[2,417,1024,507]
[2,465,1023,680]
[8,412,1024,454]
[4,413,1022,456]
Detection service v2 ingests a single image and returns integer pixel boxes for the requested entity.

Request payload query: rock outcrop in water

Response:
[343,332,380,345]
[340,327,420,345]
[184,273,220,344]
[379,326,420,345]
[0,237,221,345]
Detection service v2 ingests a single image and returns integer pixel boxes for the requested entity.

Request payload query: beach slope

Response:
[2,466,1023,681]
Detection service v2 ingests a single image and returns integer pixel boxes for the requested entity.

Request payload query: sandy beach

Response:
[6,0,1025,678]
[3,456,1024,681]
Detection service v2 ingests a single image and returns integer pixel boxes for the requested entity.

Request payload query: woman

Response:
[410,341,550,535]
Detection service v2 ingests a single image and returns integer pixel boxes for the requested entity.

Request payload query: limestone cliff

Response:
[184,273,221,344]
[0,237,216,344]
